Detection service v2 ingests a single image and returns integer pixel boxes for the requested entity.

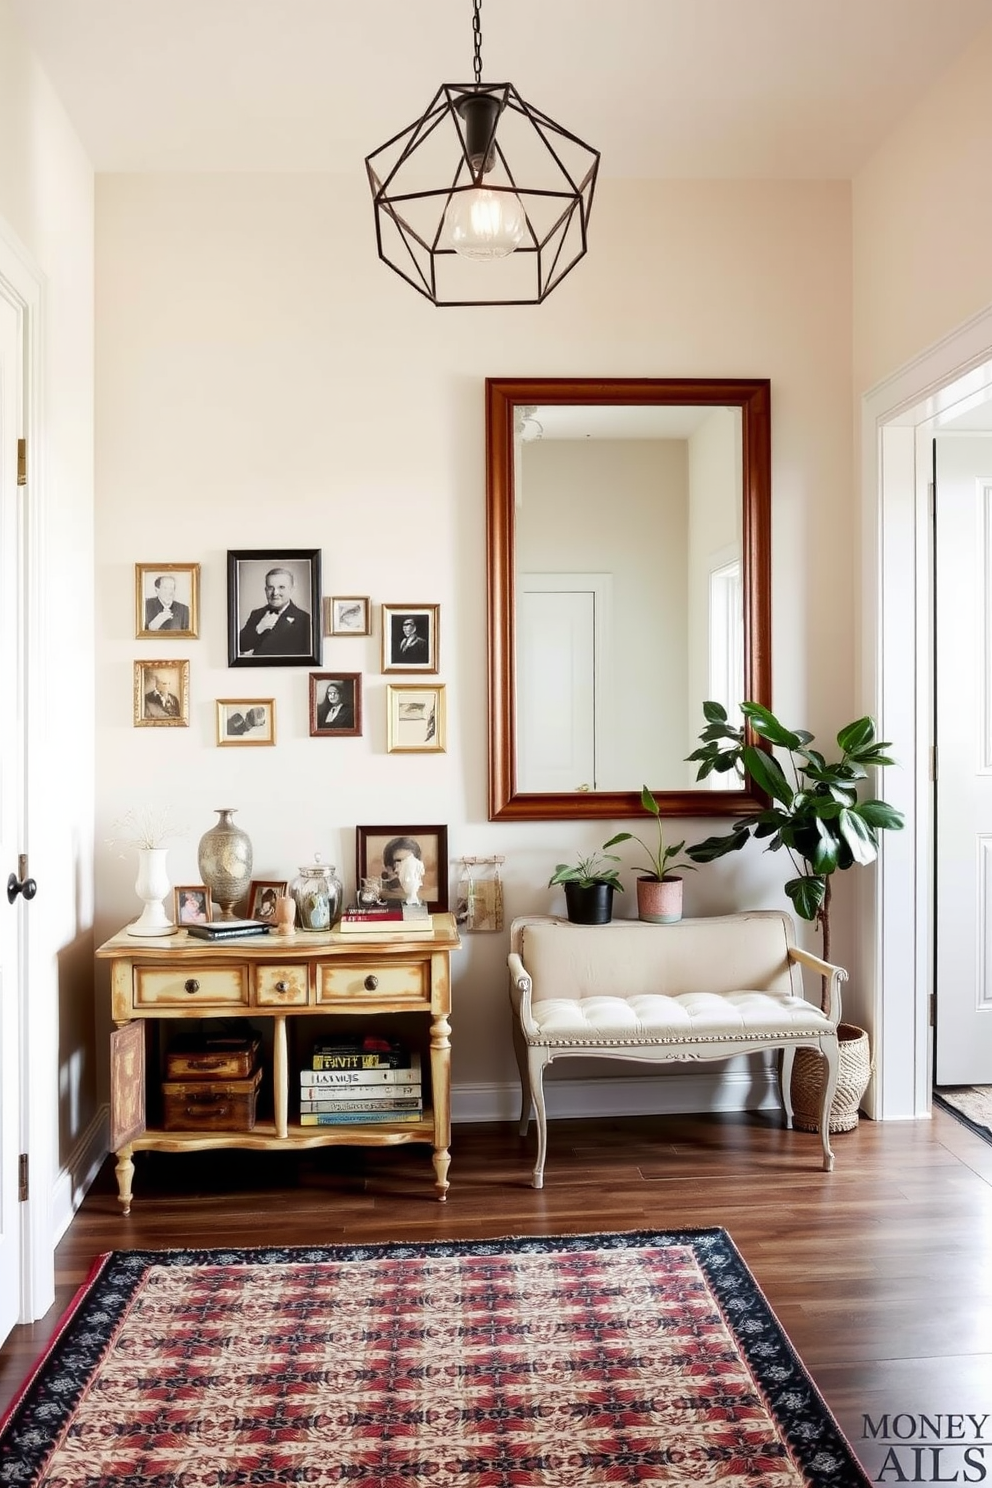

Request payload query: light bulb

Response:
[444,188,526,261]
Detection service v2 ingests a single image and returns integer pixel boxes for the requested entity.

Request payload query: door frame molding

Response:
[0,214,53,1323]
[862,301,992,1120]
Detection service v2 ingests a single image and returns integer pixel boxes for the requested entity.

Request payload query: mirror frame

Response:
[486,376,772,821]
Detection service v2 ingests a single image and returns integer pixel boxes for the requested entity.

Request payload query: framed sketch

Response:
[356,824,449,913]
[381,603,439,673]
[133,660,189,727]
[309,672,362,737]
[247,880,287,923]
[216,698,275,746]
[325,596,371,636]
[135,562,199,639]
[387,683,446,753]
[228,549,321,667]
[174,885,212,926]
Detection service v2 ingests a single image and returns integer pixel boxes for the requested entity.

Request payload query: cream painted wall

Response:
[853,15,992,394]
[95,173,853,1096]
[0,0,96,1189]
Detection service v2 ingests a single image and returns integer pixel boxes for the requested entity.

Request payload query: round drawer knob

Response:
[364,974,379,991]
[184,978,200,995]
[275,980,289,993]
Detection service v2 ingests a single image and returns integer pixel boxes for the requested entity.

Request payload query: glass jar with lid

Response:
[289,854,343,931]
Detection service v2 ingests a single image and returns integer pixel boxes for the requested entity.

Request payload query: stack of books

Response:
[187,918,270,942]
[334,904,434,940]
[299,1037,423,1125]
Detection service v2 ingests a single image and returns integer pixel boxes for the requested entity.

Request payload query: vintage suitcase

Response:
[165,1032,261,1080]
[161,1067,262,1131]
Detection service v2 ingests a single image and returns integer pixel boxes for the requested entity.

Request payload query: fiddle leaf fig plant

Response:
[685,701,905,972]
[604,786,698,881]
[548,849,625,893]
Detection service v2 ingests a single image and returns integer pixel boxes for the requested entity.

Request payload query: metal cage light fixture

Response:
[365,0,600,307]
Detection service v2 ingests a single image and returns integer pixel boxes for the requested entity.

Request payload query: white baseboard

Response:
[451,1066,782,1124]
[52,1106,109,1242]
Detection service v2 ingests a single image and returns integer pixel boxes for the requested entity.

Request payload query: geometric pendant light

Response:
[365,0,600,306]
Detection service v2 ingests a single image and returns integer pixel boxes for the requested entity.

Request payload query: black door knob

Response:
[7,873,37,905]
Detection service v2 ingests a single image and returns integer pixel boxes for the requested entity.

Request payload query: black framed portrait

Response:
[309,672,362,737]
[356,824,449,913]
[228,549,321,667]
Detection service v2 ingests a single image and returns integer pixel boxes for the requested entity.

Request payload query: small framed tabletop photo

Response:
[133,660,189,727]
[387,683,446,753]
[324,596,371,636]
[228,548,321,667]
[174,885,212,926]
[216,698,275,746]
[247,880,287,923]
[356,824,449,913]
[135,562,199,639]
[381,603,439,673]
[309,672,362,737]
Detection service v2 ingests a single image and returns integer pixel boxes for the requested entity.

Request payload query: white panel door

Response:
[0,288,22,1342]
[935,435,992,1084]
[517,576,603,793]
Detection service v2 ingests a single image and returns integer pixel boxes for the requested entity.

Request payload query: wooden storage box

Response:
[165,1033,261,1080]
[162,1067,262,1132]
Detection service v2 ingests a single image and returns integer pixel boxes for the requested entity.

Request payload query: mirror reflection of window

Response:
[707,558,744,791]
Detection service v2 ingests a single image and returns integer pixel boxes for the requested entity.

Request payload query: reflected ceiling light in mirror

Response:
[364,0,600,306]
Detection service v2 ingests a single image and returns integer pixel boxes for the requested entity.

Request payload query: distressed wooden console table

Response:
[97,914,460,1212]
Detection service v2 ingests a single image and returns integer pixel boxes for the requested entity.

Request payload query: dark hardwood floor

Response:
[3,1105,991,1481]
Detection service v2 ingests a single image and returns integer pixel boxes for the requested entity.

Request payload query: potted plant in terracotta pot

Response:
[604,786,697,923]
[548,849,624,925]
[685,700,905,1130]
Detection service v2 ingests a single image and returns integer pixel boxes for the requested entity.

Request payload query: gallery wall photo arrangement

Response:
[381,603,439,673]
[356,825,449,913]
[216,699,275,746]
[309,672,362,737]
[135,562,199,639]
[228,549,321,667]
[133,660,189,727]
[324,596,370,636]
[387,683,446,753]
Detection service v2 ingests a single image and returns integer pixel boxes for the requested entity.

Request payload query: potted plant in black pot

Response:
[604,786,697,923]
[548,849,624,925]
[685,700,905,1130]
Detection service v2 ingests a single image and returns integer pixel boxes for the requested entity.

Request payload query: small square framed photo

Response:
[216,698,275,746]
[381,603,439,673]
[324,596,371,636]
[247,880,287,923]
[228,549,321,667]
[309,672,362,737]
[135,563,199,639]
[356,825,449,913]
[387,684,446,753]
[133,660,189,727]
[174,885,212,926]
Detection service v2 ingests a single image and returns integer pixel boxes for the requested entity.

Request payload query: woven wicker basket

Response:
[790,1023,872,1134]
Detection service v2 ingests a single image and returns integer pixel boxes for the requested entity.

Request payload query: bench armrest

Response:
[507,952,538,1037]
[788,944,848,1024]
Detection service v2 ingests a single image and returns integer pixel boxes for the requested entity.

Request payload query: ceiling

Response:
[12,0,992,177]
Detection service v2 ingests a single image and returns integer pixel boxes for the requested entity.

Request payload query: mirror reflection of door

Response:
[514,404,742,793]
[517,575,607,793]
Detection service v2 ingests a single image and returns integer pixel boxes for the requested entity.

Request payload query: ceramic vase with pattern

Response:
[197,808,253,920]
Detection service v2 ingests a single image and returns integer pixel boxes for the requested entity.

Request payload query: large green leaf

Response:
[785,874,826,921]
[702,700,728,723]
[837,717,875,753]
[740,702,803,751]
[809,818,840,874]
[838,807,878,865]
[742,745,794,804]
[685,827,751,863]
[856,799,905,830]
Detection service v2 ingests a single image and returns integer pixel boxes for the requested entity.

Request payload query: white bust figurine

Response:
[397,854,425,906]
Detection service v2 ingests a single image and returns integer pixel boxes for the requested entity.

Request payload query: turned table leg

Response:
[115,1144,135,1216]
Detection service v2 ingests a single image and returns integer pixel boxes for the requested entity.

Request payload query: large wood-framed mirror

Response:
[486,376,771,821]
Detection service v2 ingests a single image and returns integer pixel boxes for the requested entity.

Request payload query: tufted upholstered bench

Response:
[508,910,846,1187]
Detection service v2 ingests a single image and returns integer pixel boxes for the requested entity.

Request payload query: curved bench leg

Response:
[527,1047,551,1188]
[780,1046,796,1128]
[819,1034,839,1172]
[512,1016,532,1134]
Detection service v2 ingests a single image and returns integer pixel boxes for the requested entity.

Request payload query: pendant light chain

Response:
[472,0,483,85]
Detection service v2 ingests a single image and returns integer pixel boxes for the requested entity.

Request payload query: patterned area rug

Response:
[935,1085,992,1145]
[0,1230,869,1487]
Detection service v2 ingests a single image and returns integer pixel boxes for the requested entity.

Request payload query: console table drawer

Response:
[255,963,309,1006]
[133,964,250,1009]
[316,960,429,1004]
